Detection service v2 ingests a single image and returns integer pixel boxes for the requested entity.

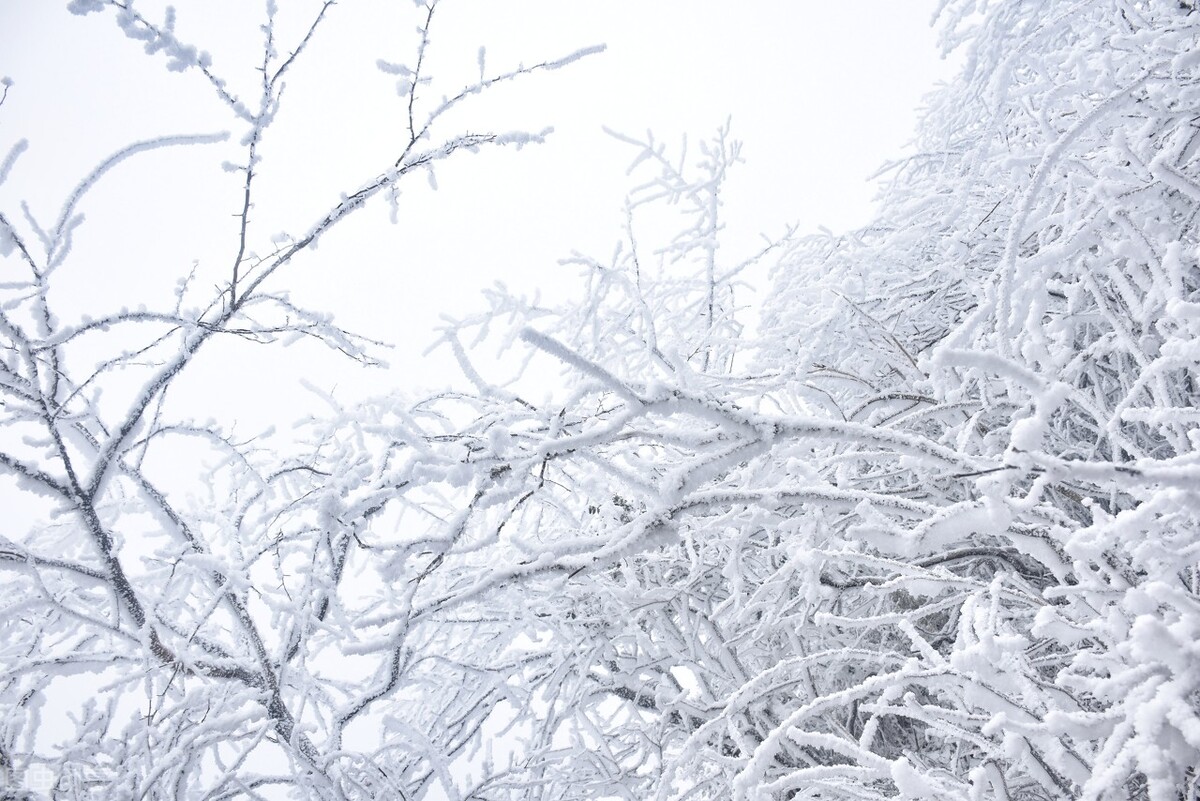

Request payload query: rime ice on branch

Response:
[0,1,601,797]
[409,2,1200,799]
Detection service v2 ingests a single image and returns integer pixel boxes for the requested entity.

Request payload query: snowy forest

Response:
[2,1,1200,799]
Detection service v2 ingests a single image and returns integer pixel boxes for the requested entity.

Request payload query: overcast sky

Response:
[0,0,956,431]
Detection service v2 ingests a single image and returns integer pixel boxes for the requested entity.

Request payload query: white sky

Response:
[0,0,955,432]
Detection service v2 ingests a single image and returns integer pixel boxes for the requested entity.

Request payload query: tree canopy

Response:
[2,1,1199,799]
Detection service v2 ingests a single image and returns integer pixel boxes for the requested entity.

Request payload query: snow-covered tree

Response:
[414,1,1200,799]
[5,0,1199,799]
[0,2,600,797]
